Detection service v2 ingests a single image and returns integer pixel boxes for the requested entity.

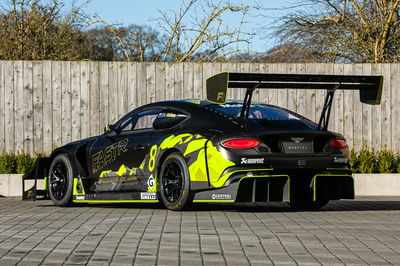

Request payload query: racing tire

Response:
[159,152,193,211]
[48,154,74,207]
[288,199,329,210]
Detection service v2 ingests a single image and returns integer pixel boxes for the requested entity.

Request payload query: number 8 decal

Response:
[148,145,158,172]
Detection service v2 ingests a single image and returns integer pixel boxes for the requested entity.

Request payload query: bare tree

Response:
[0,0,90,60]
[275,0,400,63]
[155,0,256,62]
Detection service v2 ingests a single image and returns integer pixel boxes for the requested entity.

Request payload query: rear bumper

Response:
[193,168,353,203]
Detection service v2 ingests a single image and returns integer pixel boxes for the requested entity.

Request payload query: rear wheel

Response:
[48,154,74,207]
[159,152,193,211]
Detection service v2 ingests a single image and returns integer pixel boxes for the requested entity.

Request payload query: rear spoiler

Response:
[206,72,383,130]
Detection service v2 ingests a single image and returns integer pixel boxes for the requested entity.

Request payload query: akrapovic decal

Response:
[241,158,264,164]
[92,139,128,173]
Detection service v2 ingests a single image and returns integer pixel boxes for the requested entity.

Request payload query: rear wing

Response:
[206,72,383,130]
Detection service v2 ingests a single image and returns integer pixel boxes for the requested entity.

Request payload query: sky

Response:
[82,0,293,53]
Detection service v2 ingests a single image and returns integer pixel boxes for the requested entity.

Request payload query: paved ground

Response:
[1,198,400,265]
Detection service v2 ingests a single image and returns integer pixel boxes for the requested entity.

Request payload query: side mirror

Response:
[104,124,117,136]
[153,114,188,130]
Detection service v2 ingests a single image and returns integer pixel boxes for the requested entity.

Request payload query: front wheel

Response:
[48,154,74,207]
[159,152,193,211]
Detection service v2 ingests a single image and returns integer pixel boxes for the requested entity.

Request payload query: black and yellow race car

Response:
[23,72,383,210]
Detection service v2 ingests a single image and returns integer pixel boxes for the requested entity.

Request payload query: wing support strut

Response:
[239,82,261,129]
[317,84,340,131]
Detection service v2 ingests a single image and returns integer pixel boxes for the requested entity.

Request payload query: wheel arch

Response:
[156,148,181,178]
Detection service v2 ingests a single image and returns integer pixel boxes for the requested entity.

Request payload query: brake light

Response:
[222,139,260,149]
[329,139,347,148]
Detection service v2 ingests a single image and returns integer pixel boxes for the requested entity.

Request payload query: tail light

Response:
[222,139,260,149]
[329,139,347,148]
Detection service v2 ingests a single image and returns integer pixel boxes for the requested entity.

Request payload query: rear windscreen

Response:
[207,103,318,130]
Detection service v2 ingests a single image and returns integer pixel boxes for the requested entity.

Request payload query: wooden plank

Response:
[155,62,166,102]
[193,63,203,99]
[359,64,372,149]
[333,64,344,135]
[61,61,71,146]
[352,64,363,151]
[258,63,269,104]
[52,61,62,148]
[23,61,34,154]
[381,63,391,150]
[225,63,238,100]
[369,64,381,150]
[174,63,184,100]
[118,62,128,116]
[108,62,119,124]
[70,61,81,142]
[324,63,335,132]
[80,62,90,139]
[183,63,194,99]
[42,61,53,154]
[343,64,354,149]
[249,63,260,102]
[89,62,100,136]
[165,63,175,100]
[4,61,14,153]
[296,63,306,117]
[276,63,287,108]
[136,62,147,107]
[315,64,326,127]
[202,63,213,100]
[239,63,250,100]
[146,62,156,103]
[0,62,5,151]
[286,63,297,113]
[14,61,24,153]
[305,63,316,122]
[391,64,400,151]
[99,62,109,127]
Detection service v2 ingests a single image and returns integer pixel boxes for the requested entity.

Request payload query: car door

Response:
[89,109,161,191]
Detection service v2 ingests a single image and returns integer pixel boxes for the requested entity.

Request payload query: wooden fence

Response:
[0,61,399,155]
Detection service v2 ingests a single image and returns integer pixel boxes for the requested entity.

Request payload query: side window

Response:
[119,109,161,132]
[134,114,159,130]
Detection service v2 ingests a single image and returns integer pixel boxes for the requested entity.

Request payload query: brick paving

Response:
[1,198,400,265]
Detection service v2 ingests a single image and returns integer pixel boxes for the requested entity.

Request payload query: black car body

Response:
[23,72,383,210]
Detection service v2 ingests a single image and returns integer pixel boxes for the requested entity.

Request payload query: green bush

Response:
[352,148,377,173]
[350,149,360,173]
[376,150,398,173]
[16,150,33,174]
[0,151,17,174]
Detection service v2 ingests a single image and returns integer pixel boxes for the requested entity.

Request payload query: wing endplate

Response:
[206,72,229,104]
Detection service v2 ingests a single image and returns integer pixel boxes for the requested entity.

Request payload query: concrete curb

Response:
[1,173,400,197]
[0,174,23,197]
[353,173,400,197]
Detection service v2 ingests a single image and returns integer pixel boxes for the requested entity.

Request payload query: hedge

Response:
[1,149,400,174]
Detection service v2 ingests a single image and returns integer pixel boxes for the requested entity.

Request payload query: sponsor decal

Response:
[241,158,264,164]
[147,175,155,190]
[334,157,349,163]
[75,195,85,200]
[290,137,304,143]
[92,139,129,173]
[211,193,232,200]
[140,192,157,200]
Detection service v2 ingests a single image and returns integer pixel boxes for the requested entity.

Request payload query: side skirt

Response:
[72,178,158,203]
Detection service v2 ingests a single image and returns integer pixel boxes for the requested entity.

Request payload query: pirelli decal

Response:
[92,139,129,173]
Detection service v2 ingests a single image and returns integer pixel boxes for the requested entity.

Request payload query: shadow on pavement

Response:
[35,199,400,212]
